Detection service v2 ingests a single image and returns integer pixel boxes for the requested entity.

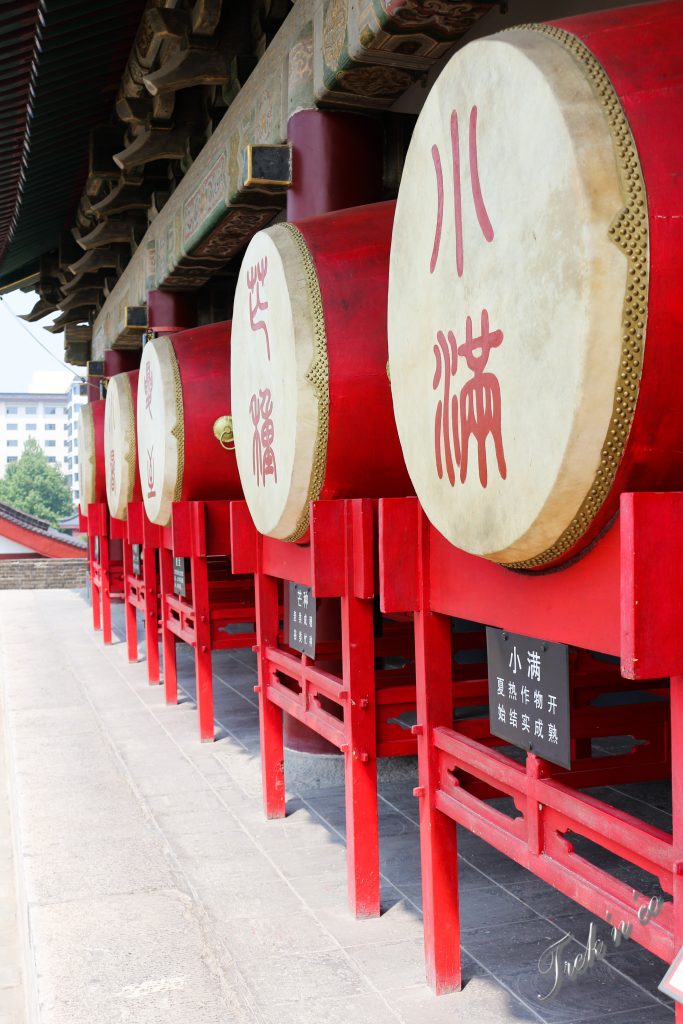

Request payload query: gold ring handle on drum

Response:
[213,415,235,451]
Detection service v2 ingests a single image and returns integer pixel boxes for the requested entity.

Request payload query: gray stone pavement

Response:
[0,651,27,1023]
[0,588,676,1023]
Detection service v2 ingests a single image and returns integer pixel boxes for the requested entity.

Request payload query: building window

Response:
[6,440,18,448]
[74,472,79,481]
[26,423,37,431]
[44,406,56,415]
[6,406,17,414]
[45,424,56,431]
[74,456,78,465]
[47,456,56,463]
[7,423,17,431]
[45,440,56,448]
[25,406,37,414]
[7,457,17,463]
[74,490,79,499]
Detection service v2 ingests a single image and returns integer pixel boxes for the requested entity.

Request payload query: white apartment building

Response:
[0,379,88,506]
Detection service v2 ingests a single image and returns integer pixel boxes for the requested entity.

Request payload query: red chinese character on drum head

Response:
[430,106,494,278]
[144,360,153,418]
[247,257,271,361]
[458,310,506,487]
[250,388,277,487]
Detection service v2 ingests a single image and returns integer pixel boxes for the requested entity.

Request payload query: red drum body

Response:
[78,399,106,508]
[231,201,412,541]
[388,1,683,570]
[104,371,142,520]
[136,322,242,527]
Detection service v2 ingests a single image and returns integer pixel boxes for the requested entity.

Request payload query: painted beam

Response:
[92,0,493,356]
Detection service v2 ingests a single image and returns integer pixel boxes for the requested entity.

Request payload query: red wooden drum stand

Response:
[123,502,162,685]
[81,502,125,645]
[231,498,491,919]
[158,500,257,742]
[379,495,678,1001]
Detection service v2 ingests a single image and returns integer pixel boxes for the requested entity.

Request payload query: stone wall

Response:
[0,558,87,590]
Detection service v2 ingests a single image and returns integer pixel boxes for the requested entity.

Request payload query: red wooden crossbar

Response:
[378,494,683,1010]
[84,502,125,645]
[158,500,257,742]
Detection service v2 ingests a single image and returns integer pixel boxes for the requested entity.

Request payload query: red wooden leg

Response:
[159,549,178,706]
[143,547,160,684]
[90,542,101,632]
[191,554,214,742]
[414,515,461,993]
[671,676,683,1023]
[101,534,113,646]
[255,566,285,818]
[342,589,380,918]
[124,542,138,664]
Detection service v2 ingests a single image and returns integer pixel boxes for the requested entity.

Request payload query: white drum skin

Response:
[388,6,683,569]
[78,400,106,509]
[104,371,140,521]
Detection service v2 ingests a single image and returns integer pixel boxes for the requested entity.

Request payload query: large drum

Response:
[78,400,106,509]
[104,371,141,521]
[136,322,241,526]
[388,1,683,569]
[231,201,412,541]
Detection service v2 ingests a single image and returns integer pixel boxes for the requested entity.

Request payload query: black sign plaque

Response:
[486,628,570,769]
[287,582,316,658]
[173,556,189,597]
[132,544,142,577]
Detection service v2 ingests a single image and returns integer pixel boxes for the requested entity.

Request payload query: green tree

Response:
[0,439,74,527]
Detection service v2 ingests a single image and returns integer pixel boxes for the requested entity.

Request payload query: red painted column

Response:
[414,508,461,993]
[104,350,140,377]
[100,528,113,645]
[147,290,197,334]
[342,504,380,917]
[89,531,101,632]
[191,550,214,742]
[124,539,138,663]
[255,539,286,818]
[287,109,384,221]
[160,546,178,706]
[671,676,683,1024]
[143,546,160,684]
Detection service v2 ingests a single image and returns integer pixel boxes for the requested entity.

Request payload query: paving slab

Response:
[0,589,676,1023]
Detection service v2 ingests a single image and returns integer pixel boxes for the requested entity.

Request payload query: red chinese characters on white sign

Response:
[430,105,506,489]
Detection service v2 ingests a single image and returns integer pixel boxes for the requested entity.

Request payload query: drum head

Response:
[104,373,136,520]
[231,224,328,540]
[388,27,643,567]
[136,336,184,527]
[78,403,98,509]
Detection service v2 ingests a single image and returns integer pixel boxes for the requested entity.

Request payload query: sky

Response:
[0,290,82,394]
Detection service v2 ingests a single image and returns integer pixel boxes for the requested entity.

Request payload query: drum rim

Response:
[503,24,648,568]
[79,403,96,508]
[278,222,330,542]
